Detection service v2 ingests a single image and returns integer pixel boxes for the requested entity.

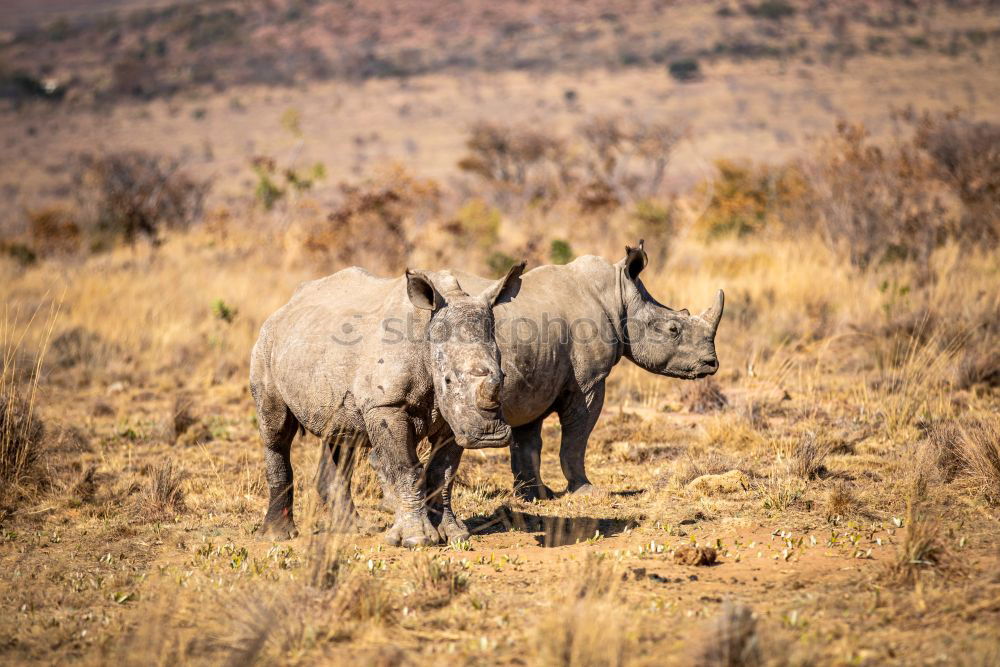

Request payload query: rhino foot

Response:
[258,517,299,541]
[568,482,601,497]
[432,512,470,544]
[515,483,556,503]
[384,512,441,548]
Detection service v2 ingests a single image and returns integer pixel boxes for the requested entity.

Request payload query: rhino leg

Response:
[365,408,440,548]
[510,417,555,502]
[424,430,470,543]
[316,431,373,535]
[557,381,605,496]
[255,396,300,540]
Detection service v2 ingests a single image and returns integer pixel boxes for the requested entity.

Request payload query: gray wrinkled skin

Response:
[249,262,524,547]
[425,241,723,512]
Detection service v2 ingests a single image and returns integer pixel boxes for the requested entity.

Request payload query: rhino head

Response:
[406,262,525,448]
[618,241,723,380]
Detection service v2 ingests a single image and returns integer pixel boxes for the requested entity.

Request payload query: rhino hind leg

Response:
[256,397,300,540]
[510,418,555,502]
[424,430,470,543]
[557,382,605,496]
[365,408,441,548]
[316,432,373,535]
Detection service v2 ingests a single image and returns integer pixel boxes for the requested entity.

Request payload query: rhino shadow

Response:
[466,505,639,547]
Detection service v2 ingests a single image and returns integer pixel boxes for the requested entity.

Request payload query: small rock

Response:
[686,470,748,496]
[674,545,718,566]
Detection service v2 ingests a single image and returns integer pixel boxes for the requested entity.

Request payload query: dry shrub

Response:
[27,205,81,256]
[693,158,809,240]
[302,164,440,272]
[909,110,1000,247]
[73,151,209,249]
[674,545,718,566]
[691,602,763,667]
[48,326,106,370]
[458,120,569,209]
[535,555,633,667]
[683,377,729,413]
[402,554,469,610]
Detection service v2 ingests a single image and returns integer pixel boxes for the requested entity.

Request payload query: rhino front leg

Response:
[425,429,470,543]
[557,381,605,496]
[316,431,373,534]
[365,408,440,548]
[255,398,300,540]
[510,417,555,502]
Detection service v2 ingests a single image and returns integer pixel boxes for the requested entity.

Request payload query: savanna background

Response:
[1,0,999,664]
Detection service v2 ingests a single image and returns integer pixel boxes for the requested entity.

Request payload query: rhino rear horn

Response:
[481,261,526,306]
[700,289,725,331]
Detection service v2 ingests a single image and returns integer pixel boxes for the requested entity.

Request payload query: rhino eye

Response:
[655,321,681,337]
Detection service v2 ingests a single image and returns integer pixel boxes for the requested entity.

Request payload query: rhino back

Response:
[257,267,431,437]
[450,257,622,425]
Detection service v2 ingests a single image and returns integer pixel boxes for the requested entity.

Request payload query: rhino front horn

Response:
[700,289,725,331]
[476,377,502,411]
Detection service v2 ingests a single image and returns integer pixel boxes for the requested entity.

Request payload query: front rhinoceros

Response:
[249,262,524,547]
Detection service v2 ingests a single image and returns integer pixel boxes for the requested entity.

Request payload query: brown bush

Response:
[73,151,209,249]
[303,165,440,272]
[27,205,81,256]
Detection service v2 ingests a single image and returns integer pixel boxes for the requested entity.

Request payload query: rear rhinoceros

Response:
[249,262,524,547]
[425,240,724,507]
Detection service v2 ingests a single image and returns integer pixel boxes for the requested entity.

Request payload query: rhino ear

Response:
[481,260,526,307]
[619,239,648,281]
[405,270,442,311]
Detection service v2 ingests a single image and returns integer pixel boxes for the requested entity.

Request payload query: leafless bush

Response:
[956,417,1000,505]
[73,151,209,249]
[458,120,569,209]
[691,602,763,667]
[910,110,1000,247]
[27,205,81,256]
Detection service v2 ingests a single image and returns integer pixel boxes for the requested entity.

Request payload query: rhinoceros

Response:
[438,241,724,502]
[249,262,524,547]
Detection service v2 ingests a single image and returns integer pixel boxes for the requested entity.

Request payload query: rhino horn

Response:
[476,376,502,410]
[700,289,725,331]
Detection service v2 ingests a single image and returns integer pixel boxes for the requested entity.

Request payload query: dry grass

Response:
[884,501,965,587]
[690,603,763,667]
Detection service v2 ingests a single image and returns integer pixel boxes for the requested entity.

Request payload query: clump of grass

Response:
[754,474,804,511]
[683,377,729,414]
[675,449,741,486]
[535,555,633,667]
[824,481,858,520]
[884,501,964,586]
[0,385,45,499]
[956,416,1000,505]
[789,432,833,479]
[691,602,763,667]
[145,460,185,515]
[403,554,469,610]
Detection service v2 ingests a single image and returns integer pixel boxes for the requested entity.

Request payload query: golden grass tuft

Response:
[690,602,763,667]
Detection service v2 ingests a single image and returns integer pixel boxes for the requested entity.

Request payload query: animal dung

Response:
[673,545,718,566]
